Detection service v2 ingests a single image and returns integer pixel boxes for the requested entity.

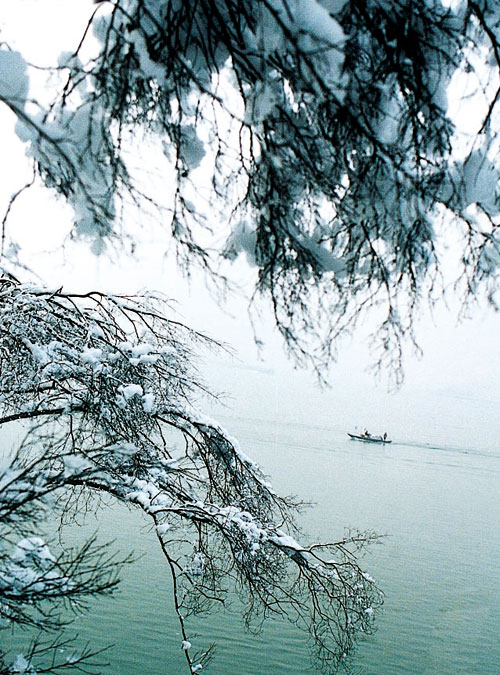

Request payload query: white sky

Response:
[1,0,500,412]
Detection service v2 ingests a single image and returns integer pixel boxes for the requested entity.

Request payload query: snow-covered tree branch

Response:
[0,277,381,673]
[3,1,500,379]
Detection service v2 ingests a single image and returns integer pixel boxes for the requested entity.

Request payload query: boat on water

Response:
[348,432,392,444]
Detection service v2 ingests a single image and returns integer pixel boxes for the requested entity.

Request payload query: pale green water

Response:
[3,374,500,674]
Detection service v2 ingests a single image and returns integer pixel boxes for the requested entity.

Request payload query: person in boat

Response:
[363,429,370,437]
[383,432,387,441]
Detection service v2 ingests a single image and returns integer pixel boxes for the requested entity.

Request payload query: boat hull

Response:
[348,433,392,444]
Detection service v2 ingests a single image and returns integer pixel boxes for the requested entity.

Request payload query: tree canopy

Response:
[2,0,500,377]
[1,0,500,672]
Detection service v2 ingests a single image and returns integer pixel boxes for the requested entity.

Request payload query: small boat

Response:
[348,432,392,444]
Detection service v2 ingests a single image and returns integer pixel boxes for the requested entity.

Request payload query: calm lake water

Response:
[3,365,500,674]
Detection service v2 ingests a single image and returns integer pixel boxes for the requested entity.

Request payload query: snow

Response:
[213,505,267,545]
[89,324,105,339]
[63,454,93,477]
[190,409,260,471]
[130,343,154,357]
[0,465,54,523]
[294,230,347,274]
[187,551,204,576]
[462,149,499,213]
[180,125,206,171]
[125,478,173,513]
[246,80,280,124]
[375,79,404,146]
[0,50,29,103]
[119,383,144,400]
[11,537,55,566]
[269,531,303,552]
[117,341,160,365]
[108,442,139,457]
[290,1,345,47]
[128,28,168,83]
[15,97,116,242]
[26,341,50,365]
[118,340,134,352]
[10,654,36,674]
[130,353,159,366]
[142,392,155,413]
[58,51,82,70]
[81,347,103,365]
[269,0,347,100]
[224,220,257,264]
[0,536,73,600]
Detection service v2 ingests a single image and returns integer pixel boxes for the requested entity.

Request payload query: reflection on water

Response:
[3,382,500,674]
